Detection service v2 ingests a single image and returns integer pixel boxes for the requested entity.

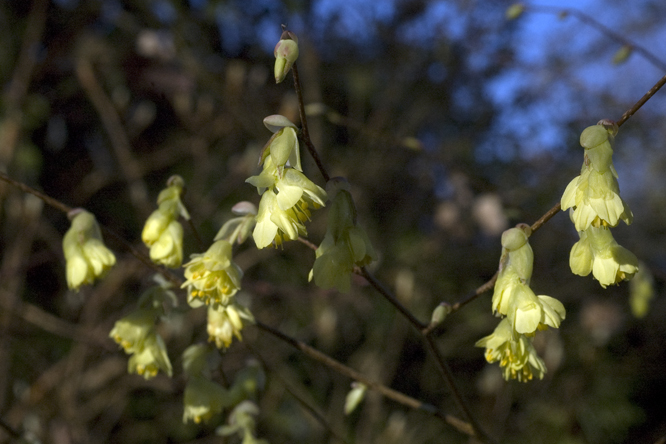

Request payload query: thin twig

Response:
[616,72,666,127]
[524,4,666,72]
[292,63,330,183]
[76,58,150,216]
[360,267,427,330]
[247,344,351,444]
[254,321,475,437]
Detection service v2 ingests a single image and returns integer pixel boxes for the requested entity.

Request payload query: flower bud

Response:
[274,31,299,84]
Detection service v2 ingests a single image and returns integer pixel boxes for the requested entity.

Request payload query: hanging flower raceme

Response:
[127,332,173,379]
[562,122,639,288]
[309,178,376,293]
[246,115,327,249]
[109,306,173,380]
[274,30,299,84]
[182,240,243,308]
[142,175,188,268]
[62,209,116,291]
[479,226,566,382]
[561,123,633,231]
[475,318,547,382]
[491,226,566,335]
[569,225,638,288]
[207,302,255,349]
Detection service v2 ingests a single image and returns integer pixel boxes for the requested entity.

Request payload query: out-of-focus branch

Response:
[254,321,475,438]
[76,58,151,216]
[524,4,666,72]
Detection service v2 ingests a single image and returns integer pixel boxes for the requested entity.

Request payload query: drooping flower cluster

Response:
[109,307,172,380]
[182,203,258,349]
[309,177,376,293]
[63,209,116,291]
[561,123,638,287]
[142,175,188,268]
[477,225,566,382]
[181,239,243,308]
[207,303,255,349]
[246,115,327,249]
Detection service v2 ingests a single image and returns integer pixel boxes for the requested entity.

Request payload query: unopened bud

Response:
[344,382,367,415]
[431,303,452,325]
[274,31,299,84]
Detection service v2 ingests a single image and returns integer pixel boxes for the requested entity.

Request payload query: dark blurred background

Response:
[1,0,665,443]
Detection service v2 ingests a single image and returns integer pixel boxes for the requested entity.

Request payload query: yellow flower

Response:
[569,225,639,288]
[207,302,255,349]
[182,240,243,307]
[63,209,116,290]
[109,309,156,353]
[252,188,310,248]
[127,332,172,379]
[274,31,299,83]
[476,319,547,382]
[183,376,230,424]
[492,226,565,335]
[561,124,633,231]
[142,176,187,268]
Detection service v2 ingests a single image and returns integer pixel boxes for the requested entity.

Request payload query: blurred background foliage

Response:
[0,0,665,443]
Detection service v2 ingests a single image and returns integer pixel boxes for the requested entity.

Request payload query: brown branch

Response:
[616,72,666,127]
[254,321,475,437]
[246,344,351,444]
[360,267,427,330]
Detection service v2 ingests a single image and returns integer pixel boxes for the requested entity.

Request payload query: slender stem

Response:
[616,72,666,127]
[254,321,475,437]
[359,267,493,442]
[291,63,330,182]
[0,171,71,213]
[360,267,427,330]
[247,344,351,444]
[424,336,497,444]
[525,4,666,72]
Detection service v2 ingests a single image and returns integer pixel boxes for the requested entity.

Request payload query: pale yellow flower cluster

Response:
[561,124,638,287]
[109,308,172,380]
[142,175,188,268]
[62,209,116,291]
[477,226,565,382]
[182,218,255,349]
[246,115,327,249]
[181,240,243,308]
[309,178,376,293]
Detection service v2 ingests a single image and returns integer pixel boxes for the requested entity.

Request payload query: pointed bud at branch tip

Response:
[274,32,299,84]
